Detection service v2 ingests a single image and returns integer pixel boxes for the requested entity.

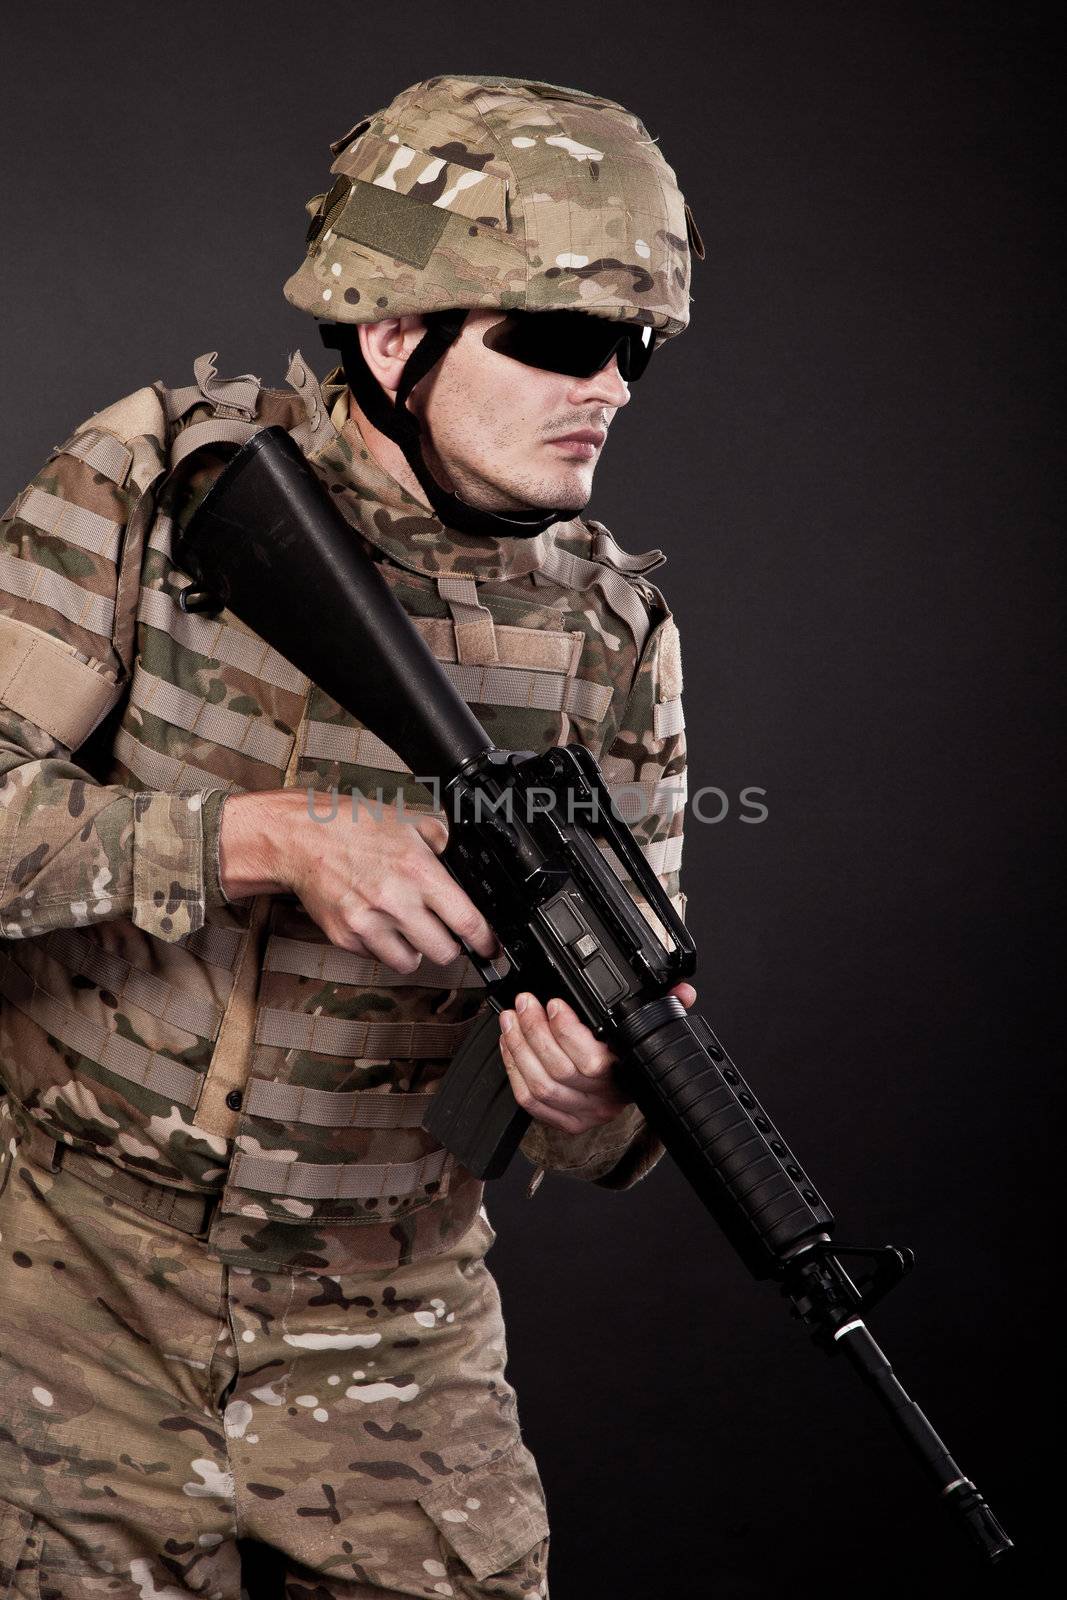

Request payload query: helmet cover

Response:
[284,74,700,342]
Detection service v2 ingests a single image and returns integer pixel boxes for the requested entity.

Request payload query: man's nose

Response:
[567,353,631,409]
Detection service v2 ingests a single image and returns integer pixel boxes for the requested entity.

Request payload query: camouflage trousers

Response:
[0,1100,550,1598]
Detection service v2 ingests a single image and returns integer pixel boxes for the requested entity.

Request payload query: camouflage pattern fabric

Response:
[286,75,701,342]
[0,1098,550,1597]
[0,353,687,1274]
[0,75,695,1590]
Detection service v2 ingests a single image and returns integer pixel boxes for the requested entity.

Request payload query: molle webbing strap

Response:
[0,952,204,1108]
[193,360,260,415]
[137,589,309,693]
[302,674,610,771]
[597,769,688,821]
[53,427,134,486]
[264,934,483,991]
[163,379,206,419]
[169,418,260,470]
[191,354,261,417]
[653,698,686,739]
[410,615,580,674]
[299,681,610,775]
[302,719,406,771]
[180,923,246,970]
[0,551,115,640]
[228,1145,450,1201]
[163,386,206,423]
[298,623,600,767]
[0,614,121,749]
[147,514,175,556]
[42,928,223,1041]
[163,387,200,423]
[589,526,667,574]
[244,1078,437,1129]
[254,1009,475,1059]
[164,355,261,425]
[436,576,498,664]
[443,660,612,722]
[534,544,653,656]
[129,666,295,770]
[16,487,122,561]
[634,833,683,878]
[114,725,239,795]
[595,831,683,883]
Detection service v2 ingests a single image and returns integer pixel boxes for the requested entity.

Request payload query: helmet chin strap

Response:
[320,315,571,538]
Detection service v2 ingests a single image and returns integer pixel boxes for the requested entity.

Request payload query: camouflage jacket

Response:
[0,353,687,1272]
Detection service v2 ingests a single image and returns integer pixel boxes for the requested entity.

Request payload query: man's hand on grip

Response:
[218,790,499,971]
[498,982,697,1135]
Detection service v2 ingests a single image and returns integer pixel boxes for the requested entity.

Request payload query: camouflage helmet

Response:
[284,74,702,340]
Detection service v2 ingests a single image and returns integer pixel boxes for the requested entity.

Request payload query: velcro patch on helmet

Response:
[333,182,450,268]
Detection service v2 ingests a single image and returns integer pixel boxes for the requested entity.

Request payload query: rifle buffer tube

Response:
[175,426,493,779]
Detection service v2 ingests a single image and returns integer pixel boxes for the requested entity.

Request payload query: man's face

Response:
[407,310,632,515]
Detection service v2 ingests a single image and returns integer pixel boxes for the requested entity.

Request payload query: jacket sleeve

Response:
[0,402,230,944]
[519,603,687,1193]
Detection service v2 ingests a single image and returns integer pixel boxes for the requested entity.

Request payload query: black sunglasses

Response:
[481,309,656,382]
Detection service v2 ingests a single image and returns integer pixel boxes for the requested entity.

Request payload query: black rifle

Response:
[176,426,1012,1564]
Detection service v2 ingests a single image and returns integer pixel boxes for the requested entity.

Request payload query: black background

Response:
[1,3,1059,1596]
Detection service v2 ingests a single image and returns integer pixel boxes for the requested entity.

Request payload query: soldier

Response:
[0,76,700,1598]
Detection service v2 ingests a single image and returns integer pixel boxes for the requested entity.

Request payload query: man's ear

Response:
[358,315,427,398]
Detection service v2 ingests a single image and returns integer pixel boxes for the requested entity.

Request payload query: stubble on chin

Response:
[500,471,592,514]
[509,444,598,512]
[444,454,594,515]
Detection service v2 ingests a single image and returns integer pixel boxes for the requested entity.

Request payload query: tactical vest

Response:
[0,353,685,1271]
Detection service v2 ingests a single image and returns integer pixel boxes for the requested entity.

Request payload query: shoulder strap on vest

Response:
[533,542,653,657]
[585,518,667,576]
[435,575,499,664]
[160,350,336,473]
[160,352,264,470]
[532,517,669,657]
[163,352,261,425]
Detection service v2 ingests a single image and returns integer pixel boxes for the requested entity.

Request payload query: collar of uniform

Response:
[304,378,570,583]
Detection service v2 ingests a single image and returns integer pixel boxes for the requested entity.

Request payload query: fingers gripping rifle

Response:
[175,427,1012,1563]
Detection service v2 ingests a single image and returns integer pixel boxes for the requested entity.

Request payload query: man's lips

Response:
[546,428,606,455]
